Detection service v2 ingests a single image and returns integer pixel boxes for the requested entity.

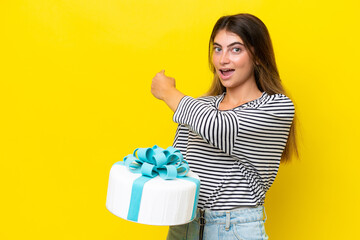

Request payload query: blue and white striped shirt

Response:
[173,92,294,210]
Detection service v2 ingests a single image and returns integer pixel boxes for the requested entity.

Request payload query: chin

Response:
[219,79,232,87]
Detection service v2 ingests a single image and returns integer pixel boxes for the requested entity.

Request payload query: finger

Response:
[155,70,164,77]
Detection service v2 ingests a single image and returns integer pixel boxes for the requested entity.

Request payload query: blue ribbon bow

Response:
[115,145,200,223]
[123,145,190,180]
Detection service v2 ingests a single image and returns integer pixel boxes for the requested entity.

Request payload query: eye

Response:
[232,47,241,53]
[213,47,221,52]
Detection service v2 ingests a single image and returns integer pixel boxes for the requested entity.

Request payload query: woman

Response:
[151,13,297,240]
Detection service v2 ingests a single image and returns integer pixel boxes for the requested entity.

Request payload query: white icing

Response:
[106,164,200,226]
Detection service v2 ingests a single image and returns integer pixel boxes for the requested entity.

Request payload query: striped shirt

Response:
[172,92,294,210]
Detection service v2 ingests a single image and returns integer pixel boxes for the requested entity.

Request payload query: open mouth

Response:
[220,69,235,77]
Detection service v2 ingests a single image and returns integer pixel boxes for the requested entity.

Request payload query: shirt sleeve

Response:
[256,94,295,130]
[173,96,238,155]
[236,94,295,161]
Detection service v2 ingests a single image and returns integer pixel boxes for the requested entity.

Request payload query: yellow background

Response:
[1,0,359,239]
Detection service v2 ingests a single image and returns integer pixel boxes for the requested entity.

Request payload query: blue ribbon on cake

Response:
[115,145,200,223]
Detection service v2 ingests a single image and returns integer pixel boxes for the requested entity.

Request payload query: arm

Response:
[151,70,185,112]
[151,70,238,155]
[173,96,238,155]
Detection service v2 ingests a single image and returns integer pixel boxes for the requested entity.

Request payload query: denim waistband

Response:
[195,205,266,225]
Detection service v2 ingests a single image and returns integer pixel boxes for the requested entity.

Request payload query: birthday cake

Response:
[106,145,200,226]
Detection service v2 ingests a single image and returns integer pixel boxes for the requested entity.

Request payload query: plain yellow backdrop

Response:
[1,0,359,239]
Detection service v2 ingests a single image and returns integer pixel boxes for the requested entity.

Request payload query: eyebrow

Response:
[213,42,244,47]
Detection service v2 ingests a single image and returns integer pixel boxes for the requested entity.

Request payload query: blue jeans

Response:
[166,206,268,240]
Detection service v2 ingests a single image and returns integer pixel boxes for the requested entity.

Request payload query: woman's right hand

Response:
[151,70,176,101]
[151,70,185,112]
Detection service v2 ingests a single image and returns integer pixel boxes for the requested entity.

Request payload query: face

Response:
[212,30,256,90]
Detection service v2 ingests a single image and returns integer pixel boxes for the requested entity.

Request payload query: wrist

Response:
[163,88,185,112]
[163,87,178,101]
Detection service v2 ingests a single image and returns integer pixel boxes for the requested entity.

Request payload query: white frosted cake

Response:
[106,146,200,226]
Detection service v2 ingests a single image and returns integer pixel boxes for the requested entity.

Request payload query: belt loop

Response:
[225,211,230,231]
[263,206,267,221]
[199,209,205,240]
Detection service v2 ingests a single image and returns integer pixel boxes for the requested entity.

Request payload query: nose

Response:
[220,51,230,65]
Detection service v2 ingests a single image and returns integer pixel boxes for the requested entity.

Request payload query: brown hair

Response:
[206,13,298,162]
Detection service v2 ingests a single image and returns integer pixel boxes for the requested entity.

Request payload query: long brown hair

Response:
[206,13,298,162]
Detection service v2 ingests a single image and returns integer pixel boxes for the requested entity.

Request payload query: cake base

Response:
[106,163,200,226]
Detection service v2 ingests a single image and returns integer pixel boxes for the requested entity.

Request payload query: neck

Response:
[223,81,262,107]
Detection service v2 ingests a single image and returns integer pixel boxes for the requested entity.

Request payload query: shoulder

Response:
[255,93,295,119]
[260,93,294,110]
[239,93,294,119]
[195,94,223,104]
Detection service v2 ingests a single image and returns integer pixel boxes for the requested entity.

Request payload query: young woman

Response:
[151,13,297,240]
